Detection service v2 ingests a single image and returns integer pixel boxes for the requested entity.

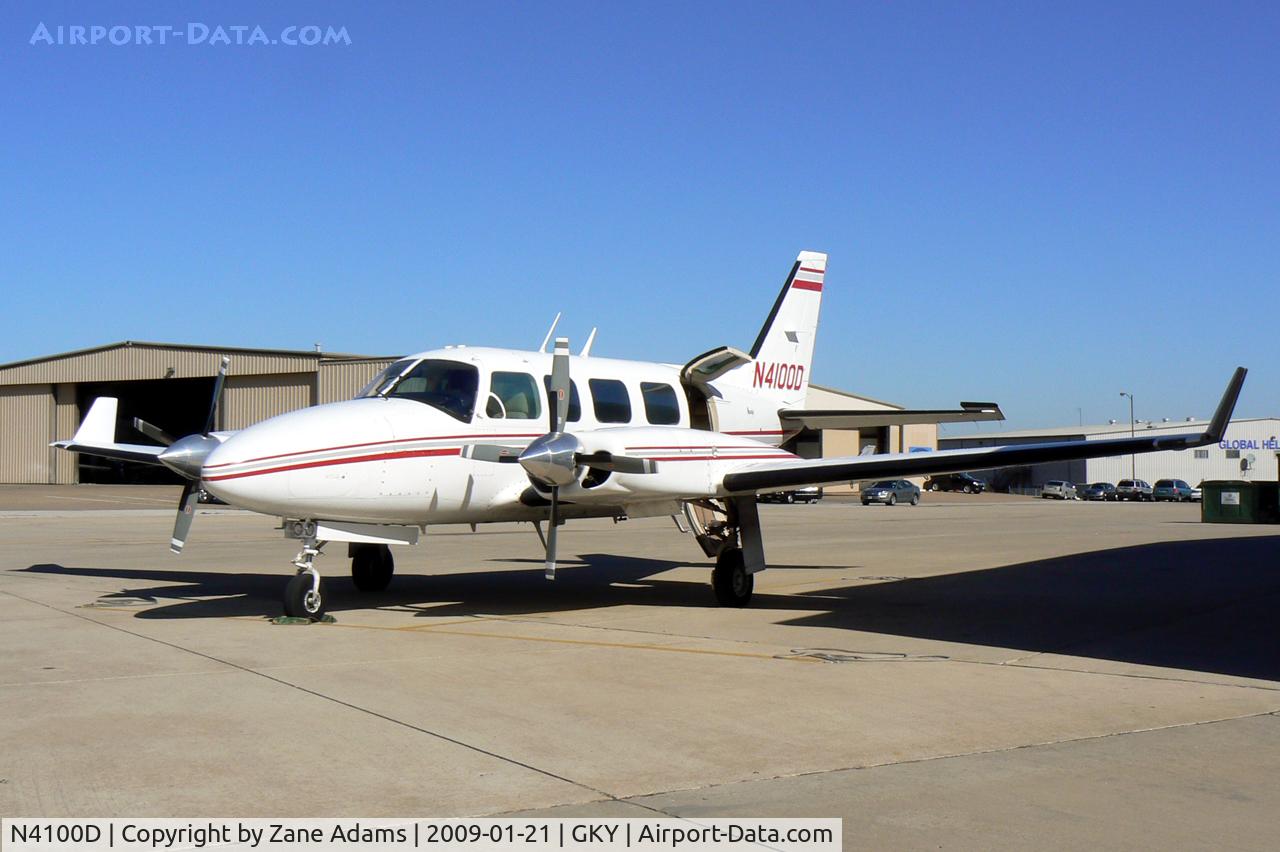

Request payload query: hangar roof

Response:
[0,340,392,386]
[808,383,903,410]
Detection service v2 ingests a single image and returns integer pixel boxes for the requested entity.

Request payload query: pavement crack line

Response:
[0,587,617,803]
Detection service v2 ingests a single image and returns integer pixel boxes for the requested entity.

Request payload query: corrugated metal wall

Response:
[318,359,395,404]
[53,384,77,483]
[0,344,318,385]
[1086,422,1280,485]
[0,384,53,484]
[221,373,316,430]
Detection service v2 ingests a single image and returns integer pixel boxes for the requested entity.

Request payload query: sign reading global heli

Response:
[54,252,1248,621]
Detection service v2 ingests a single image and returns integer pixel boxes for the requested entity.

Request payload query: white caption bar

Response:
[2,819,841,852]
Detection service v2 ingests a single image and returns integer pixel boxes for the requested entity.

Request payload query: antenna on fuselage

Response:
[539,313,562,353]
[581,328,597,357]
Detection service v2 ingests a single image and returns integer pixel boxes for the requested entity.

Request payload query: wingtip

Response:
[1205,366,1247,443]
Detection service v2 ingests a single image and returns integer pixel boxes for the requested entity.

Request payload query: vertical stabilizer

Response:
[720,251,825,408]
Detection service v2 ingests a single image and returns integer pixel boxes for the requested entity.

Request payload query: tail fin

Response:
[720,250,825,407]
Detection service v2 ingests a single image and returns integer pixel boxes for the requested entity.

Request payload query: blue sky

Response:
[2,1,1276,432]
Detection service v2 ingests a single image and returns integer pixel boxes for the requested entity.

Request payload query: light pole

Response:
[1120,391,1135,480]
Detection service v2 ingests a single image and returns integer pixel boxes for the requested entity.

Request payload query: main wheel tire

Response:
[963,485,973,494]
[888,493,897,506]
[784,492,795,504]
[284,573,326,620]
[929,483,939,492]
[352,544,394,592]
[910,493,919,506]
[712,547,753,607]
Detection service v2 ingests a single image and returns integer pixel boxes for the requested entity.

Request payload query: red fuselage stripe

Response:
[205,447,461,481]
[798,266,824,274]
[204,433,539,469]
[791,279,823,292]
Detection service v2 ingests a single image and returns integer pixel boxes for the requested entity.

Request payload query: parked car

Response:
[1079,482,1117,501]
[758,486,822,504]
[1153,479,1197,502]
[1115,479,1154,501]
[1189,485,1203,502]
[923,472,987,493]
[1040,480,1078,500]
[862,479,921,506]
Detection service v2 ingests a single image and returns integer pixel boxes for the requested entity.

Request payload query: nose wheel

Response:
[284,538,327,620]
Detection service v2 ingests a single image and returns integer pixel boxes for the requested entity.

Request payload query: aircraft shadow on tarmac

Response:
[22,533,1280,682]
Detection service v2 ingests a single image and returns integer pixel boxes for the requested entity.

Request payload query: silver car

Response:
[862,479,921,506]
[1040,480,1078,500]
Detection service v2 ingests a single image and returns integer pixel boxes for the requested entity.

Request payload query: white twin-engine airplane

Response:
[56,252,1247,620]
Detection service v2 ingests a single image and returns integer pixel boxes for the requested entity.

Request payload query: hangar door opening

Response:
[75,377,215,484]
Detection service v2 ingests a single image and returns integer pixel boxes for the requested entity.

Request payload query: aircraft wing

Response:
[722,368,1246,494]
[50,397,167,465]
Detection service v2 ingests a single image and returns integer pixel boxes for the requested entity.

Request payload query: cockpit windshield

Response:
[357,358,479,422]
[357,359,415,398]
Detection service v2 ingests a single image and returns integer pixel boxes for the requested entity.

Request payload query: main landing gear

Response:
[712,547,752,607]
[350,543,395,592]
[682,496,765,608]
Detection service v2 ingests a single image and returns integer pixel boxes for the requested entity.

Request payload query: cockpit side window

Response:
[486,372,543,420]
[369,359,479,422]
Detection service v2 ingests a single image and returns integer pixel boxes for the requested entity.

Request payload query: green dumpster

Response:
[1201,480,1280,524]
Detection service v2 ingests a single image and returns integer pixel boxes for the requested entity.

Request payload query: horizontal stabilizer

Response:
[51,397,167,466]
[779,402,1004,430]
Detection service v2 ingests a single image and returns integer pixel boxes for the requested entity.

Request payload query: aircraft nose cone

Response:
[519,432,580,486]
[158,434,221,479]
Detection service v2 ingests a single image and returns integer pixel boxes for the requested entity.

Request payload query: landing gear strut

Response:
[350,543,394,592]
[283,537,327,620]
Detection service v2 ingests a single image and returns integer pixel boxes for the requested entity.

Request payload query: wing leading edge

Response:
[722,368,1247,494]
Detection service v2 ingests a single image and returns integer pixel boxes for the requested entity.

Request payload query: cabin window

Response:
[542,376,582,422]
[367,359,479,422]
[588,378,631,423]
[641,382,681,425]
[486,371,542,420]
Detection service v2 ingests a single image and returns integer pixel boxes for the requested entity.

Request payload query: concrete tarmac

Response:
[1,486,1278,849]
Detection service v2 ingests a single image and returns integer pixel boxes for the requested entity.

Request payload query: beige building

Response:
[802,384,939,493]
[0,342,395,484]
[0,342,937,486]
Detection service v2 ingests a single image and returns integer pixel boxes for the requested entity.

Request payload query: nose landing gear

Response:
[284,538,327,620]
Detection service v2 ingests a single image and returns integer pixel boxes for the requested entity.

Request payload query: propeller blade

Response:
[133,417,176,446]
[170,481,198,554]
[202,356,230,436]
[461,444,525,463]
[575,452,658,474]
[549,337,570,433]
[545,486,559,580]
